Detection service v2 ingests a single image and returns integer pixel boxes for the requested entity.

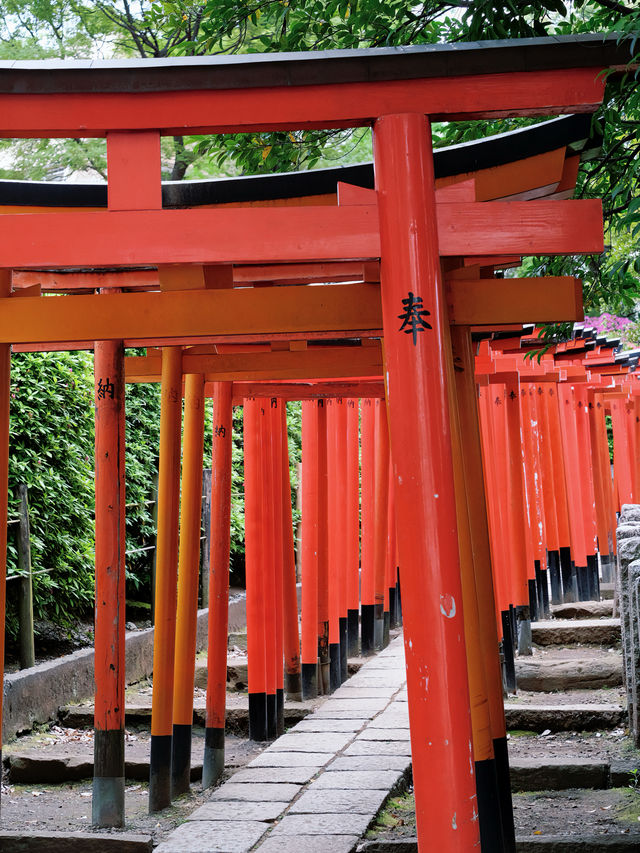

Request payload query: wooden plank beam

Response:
[0,283,382,345]
[230,380,385,403]
[0,68,605,138]
[0,199,602,269]
[126,346,384,383]
[447,276,583,325]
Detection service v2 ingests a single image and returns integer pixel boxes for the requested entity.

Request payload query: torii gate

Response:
[0,34,631,852]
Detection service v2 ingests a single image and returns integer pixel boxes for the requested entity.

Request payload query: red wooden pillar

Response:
[327,399,342,691]
[149,346,182,811]
[93,339,126,828]
[0,271,10,820]
[316,400,330,694]
[172,372,205,794]
[300,400,319,699]
[334,398,350,680]
[373,398,390,650]
[546,384,574,601]
[203,381,233,788]
[244,398,268,739]
[373,112,478,849]
[345,399,361,655]
[360,397,376,654]
[281,404,302,700]
[259,399,278,738]
[270,398,285,734]
[385,462,397,636]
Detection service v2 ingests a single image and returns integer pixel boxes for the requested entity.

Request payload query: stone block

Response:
[357,729,411,741]
[310,769,404,790]
[0,831,152,853]
[508,758,608,791]
[209,783,302,802]
[230,766,318,784]
[255,834,359,852]
[269,813,373,836]
[154,820,267,853]
[531,618,620,646]
[248,752,331,768]
[289,718,366,733]
[290,787,387,814]
[504,702,624,732]
[266,732,353,753]
[514,656,623,692]
[344,739,411,757]
[330,755,411,773]
[189,801,288,822]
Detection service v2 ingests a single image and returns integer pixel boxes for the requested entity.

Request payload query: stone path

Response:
[155,636,409,853]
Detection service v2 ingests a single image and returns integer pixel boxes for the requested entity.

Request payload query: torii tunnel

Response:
[0,33,634,852]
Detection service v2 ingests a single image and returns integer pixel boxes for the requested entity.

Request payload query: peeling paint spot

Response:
[452,813,457,830]
[434,493,439,499]
[439,593,456,619]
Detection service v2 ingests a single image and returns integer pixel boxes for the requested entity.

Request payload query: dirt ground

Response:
[506,728,635,762]
[367,788,640,840]
[1,728,264,847]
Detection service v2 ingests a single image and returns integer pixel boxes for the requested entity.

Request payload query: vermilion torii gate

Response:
[0,34,631,852]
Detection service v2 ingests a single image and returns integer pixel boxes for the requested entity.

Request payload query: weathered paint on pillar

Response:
[300,400,319,699]
[203,381,233,788]
[0,270,10,820]
[93,339,126,828]
[149,346,182,812]
[373,112,479,850]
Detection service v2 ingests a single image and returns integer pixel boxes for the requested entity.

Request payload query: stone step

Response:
[505,702,625,732]
[59,698,315,734]
[360,835,640,852]
[600,582,615,600]
[550,600,614,620]
[515,652,622,691]
[0,831,152,853]
[531,618,620,646]
[4,751,203,784]
[508,756,636,791]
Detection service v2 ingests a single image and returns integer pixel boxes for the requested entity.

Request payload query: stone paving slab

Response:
[208,783,302,802]
[255,835,359,853]
[330,755,411,772]
[155,820,267,853]
[289,787,389,815]
[189,801,288,822]
[229,766,319,784]
[332,686,398,699]
[267,813,374,836]
[312,708,383,720]
[290,718,367,733]
[357,729,411,741]
[310,770,404,790]
[344,739,411,756]
[312,699,390,713]
[248,751,332,767]
[265,731,354,753]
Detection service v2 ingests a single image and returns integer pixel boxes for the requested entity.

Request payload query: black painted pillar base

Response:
[329,642,341,693]
[301,662,318,700]
[382,610,390,648]
[339,616,348,683]
[586,554,600,601]
[202,727,225,790]
[374,602,384,650]
[361,604,375,655]
[515,604,532,657]
[93,728,125,827]
[347,609,359,656]
[276,688,285,736]
[149,733,172,812]
[266,693,277,740]
[548,549,562,605]
[476,757,506,853]
[539,567,550,618]
[560,546,576,602]
[171,723,192,797]
[494,735,516,853]
[318,622,330,695]
[285,670,302,702]
[396,575,402,626]
[600,553,613,584]
[248,692,267,741]
[501,611,516,694]
[509,604,517,651]
[576,564,589,601]
[389,587,398,628]
[528,579,538,623]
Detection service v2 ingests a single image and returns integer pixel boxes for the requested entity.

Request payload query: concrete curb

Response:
[3,596,249,742]
[357,836,640,852]
[0,830,153,852]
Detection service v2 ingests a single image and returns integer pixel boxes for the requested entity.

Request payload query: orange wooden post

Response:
[546,384,574,602]
[171,372,206,794]
[346,398,361,655]
[0,271,10,820]
[525,385,551,617]
[373,398,390,650]
[385,462,397,637]
[244,398,268,739]
[257,400,278,738]
[536,382,563,606]
[281,404,302,700]
[269,398,286,734]
[334,398,350,680]
[374,112,479,849]
[590,392,615,582]
[453,326,516,852]
[149,346,182,811]
[93,339,126,827]
[300,400,319,699]
[316,400,330,694]
[327,399,342,691]
[203,381,233,788]
[573,383,599,599]
[360,397,376,655]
